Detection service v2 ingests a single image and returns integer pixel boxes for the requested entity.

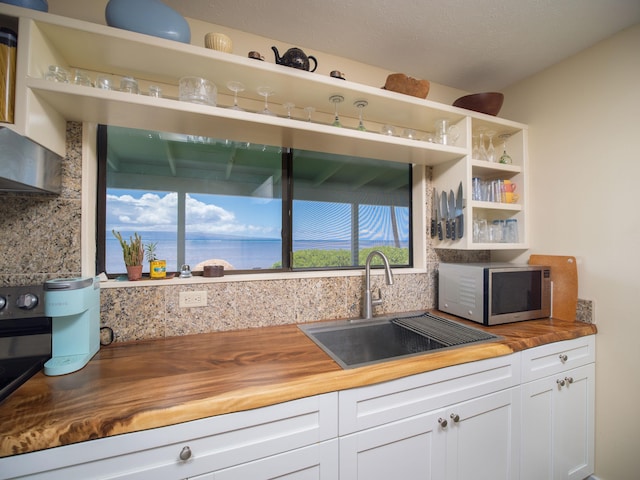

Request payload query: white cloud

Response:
[106,192,275,237]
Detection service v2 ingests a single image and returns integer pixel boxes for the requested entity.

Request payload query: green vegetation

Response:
[112,230,144,266]
[272,246,409,269]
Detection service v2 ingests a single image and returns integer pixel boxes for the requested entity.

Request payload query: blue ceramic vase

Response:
[105,0,191,44]
[0,0,48,12]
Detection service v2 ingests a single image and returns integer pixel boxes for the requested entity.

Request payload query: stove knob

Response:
[0,295,6,310]
[17,293,39,310]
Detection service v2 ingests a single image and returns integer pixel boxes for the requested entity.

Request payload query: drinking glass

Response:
[329,95,344,127]
[486,130,497,162]
[226,81,245,111]
[381,124,396,136]
[478,128,488,161]
[283,102,295,119]
[498,133,513,164]
[472,135,480,159]
[179,77,216,105]
[120,76,139,94]
[354,100,368,131]
[257,86,275,115]
[44,65,69,83]
[148,85,162,98]
[304,106,315,122]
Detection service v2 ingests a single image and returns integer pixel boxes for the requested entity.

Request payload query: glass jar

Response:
[0,28,17,124]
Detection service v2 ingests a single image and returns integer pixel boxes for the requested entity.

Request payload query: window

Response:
[98,126,412,275]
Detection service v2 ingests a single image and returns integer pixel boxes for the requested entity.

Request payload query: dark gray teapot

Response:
[272,46,318,72]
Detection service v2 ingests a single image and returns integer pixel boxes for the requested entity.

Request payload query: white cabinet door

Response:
[444,387,520,480]
[521,363,595,480]
[339,388,519,480]
[339,409,446,480]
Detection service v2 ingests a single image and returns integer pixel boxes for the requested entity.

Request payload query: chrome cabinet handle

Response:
[179,446,192,461]
[450,413,460,423]
[557,378,566,387]
[559,354,568,362]
[438,417,448,428]
[565,376,574,384]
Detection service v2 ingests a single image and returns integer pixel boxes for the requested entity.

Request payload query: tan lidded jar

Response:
[0,28,17,124]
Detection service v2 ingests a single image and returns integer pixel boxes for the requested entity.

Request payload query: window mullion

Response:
[282,148,293,270]
[351,203,359,266]
[177,191,186,268]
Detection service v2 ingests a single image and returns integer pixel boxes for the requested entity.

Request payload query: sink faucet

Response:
[363,250,394,319]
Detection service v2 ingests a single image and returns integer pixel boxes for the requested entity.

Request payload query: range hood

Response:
[0,127,62,194]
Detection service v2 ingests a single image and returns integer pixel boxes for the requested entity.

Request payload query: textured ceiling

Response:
[163,0,640,92]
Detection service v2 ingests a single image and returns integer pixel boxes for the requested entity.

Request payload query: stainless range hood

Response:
[0,127,62,194]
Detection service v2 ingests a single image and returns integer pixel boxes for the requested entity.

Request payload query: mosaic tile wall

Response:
[2,122,590,343]
[0,122,83,286]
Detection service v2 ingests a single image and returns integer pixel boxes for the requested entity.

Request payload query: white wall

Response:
[500,24,640,480]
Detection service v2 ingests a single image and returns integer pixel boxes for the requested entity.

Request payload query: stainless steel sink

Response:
[298,312,500,369]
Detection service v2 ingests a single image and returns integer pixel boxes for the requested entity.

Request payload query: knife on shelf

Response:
[431,188,437,238]
[455,181,464,239]
[441,191,449,239]
[448,189,456,240]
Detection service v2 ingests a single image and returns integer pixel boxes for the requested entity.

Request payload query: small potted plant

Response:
[145,242,166,279]
[112,230,144,280]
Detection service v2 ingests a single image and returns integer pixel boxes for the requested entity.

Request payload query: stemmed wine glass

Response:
[257,86,276,116]
[498,133,513,164]
[486,130,497,162]
[472,135,480,159]
[329,95,344,127]
[354,100,368,131]
[304,106,315,122]
[226,81,245,111]
[283,102,295,119]
[477,127,488,161]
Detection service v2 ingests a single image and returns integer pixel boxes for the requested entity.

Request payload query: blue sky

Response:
[107,189,281,238]
[107,189,409,242]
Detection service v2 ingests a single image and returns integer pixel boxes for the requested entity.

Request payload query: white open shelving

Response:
[0,3,529,250]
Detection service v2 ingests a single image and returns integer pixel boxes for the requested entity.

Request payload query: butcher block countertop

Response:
[0,312,596,458]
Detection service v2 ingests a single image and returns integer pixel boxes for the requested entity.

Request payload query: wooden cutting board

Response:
[529,254,578,321]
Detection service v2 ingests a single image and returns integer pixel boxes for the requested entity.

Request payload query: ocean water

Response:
[105,237,407,273]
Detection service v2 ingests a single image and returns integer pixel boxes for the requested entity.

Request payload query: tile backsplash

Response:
[1,122,489,343]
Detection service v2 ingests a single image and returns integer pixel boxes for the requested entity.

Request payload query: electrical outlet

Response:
[179,291,207,307]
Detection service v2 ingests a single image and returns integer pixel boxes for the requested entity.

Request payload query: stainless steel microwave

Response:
[438,263,551,325]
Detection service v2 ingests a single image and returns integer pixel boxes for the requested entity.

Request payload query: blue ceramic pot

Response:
[0,0,48,12]
[105,0,191,44]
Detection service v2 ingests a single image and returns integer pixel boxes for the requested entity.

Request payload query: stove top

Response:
[0,284,51,403]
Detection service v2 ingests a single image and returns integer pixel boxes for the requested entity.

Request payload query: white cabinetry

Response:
[1,393,338,480]
[1,336,597,480]
[520,336,596,480]
[0,4,529,250]
[339,354,521,479]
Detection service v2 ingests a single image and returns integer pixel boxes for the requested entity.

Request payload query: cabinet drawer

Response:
[1,393,338,480]
[521,335,595,383]
[339,353,519,435]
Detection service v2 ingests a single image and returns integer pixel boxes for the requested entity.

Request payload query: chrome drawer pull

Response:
[179,446,192,461]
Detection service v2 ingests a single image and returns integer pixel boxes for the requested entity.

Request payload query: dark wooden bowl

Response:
[453,92,504,116]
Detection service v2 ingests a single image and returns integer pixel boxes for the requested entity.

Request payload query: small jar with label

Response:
[0,28,17,124]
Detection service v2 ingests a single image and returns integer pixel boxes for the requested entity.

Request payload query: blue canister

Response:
[105,0,191,44]
[0,0,48,12]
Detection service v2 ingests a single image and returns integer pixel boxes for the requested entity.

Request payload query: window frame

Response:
[96,126,416,277]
